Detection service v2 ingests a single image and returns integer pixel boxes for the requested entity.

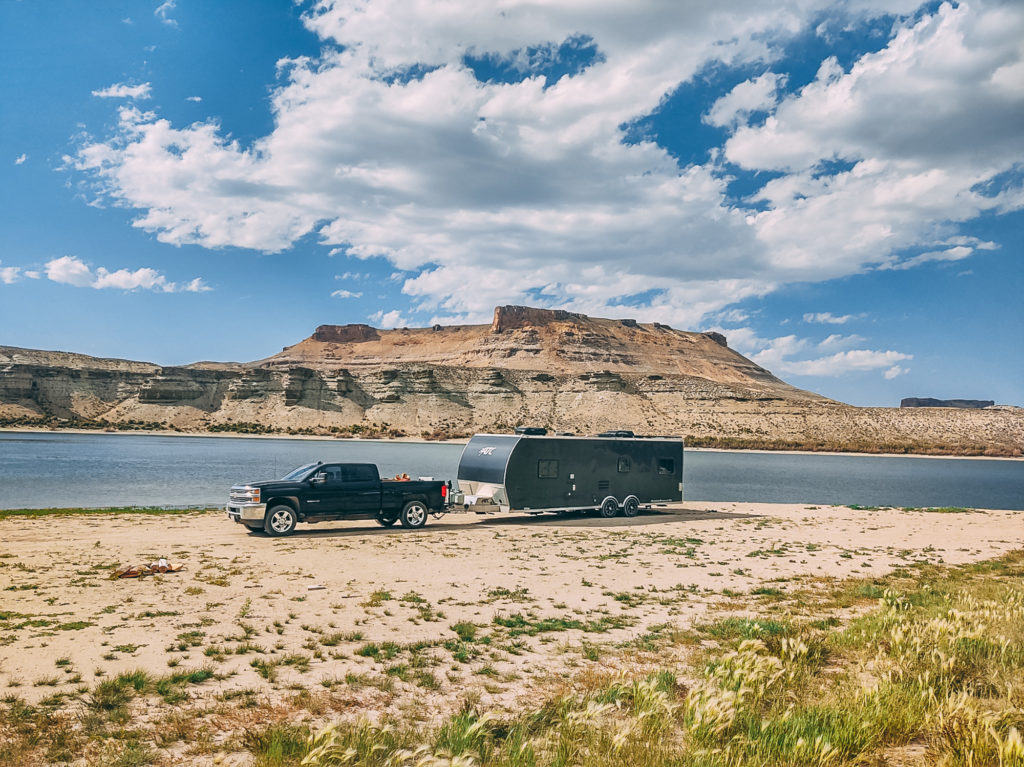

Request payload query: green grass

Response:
[3,550,1023,767]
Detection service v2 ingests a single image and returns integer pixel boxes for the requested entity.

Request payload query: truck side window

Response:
[657,458,674,475]
[343,465,376,482]
[324,466,343,484]
[617,457,630,473]
[537,459,559,478]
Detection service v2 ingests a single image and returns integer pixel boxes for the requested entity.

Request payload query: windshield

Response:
[281,462,319,481]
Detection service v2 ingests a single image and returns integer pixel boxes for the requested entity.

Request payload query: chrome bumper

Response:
[225,502,267,523]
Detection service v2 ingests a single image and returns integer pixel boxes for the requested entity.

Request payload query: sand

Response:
[2,501,1020,720]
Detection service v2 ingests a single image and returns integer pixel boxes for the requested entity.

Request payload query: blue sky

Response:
[1,0,1021,407]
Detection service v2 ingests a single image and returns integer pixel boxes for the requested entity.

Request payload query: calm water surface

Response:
[0,431,1021,510]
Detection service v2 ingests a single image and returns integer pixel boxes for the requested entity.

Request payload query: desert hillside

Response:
[1,306,1021,455]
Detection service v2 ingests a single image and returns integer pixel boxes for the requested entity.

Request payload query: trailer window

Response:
[617,457,630,473]
[657,458,675,475]
[537,459,559,478]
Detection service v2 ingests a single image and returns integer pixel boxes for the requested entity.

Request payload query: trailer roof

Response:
[473,432,684,442]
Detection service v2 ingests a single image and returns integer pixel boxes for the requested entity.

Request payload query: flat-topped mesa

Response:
[312,324,380,344]
[491,305,585,333]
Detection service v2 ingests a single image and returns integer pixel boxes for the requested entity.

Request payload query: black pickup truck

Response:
[226,461,452,536]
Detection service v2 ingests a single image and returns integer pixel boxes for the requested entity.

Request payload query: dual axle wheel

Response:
[598,496,641,518]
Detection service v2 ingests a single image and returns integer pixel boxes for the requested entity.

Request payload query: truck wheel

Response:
[623,497,640,518]
[599,497,619,518]
[376,515,398,528]
[400,500,428,529]
[264,505,297,536]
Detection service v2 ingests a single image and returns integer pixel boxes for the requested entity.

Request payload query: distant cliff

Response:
[2,306,1022,456]
[901,398,995,409]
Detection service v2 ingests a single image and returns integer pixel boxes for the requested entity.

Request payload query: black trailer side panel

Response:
[504,437,682,511]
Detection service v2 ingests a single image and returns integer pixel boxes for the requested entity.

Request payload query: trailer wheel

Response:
[623,497,640,517]
[599,497,620,518]
[400,500,428,529]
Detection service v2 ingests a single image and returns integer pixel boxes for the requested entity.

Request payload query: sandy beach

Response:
[3,504,1020,721]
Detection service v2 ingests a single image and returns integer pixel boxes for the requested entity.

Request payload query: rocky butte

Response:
[1,306,1021,455]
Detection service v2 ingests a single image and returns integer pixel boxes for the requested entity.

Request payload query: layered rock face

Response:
[2,308,1022,454]
[901,398,995,409]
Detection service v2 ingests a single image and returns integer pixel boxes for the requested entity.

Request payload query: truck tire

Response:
[264,505,298,536]
[376,515,398,527]
[400,500,428,529]
[599,497,619,518]
[623,496,640,517]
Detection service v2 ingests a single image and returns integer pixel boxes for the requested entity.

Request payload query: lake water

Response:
[0,431,1021,510]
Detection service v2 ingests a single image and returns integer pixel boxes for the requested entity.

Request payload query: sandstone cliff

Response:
[2,306,1021,456]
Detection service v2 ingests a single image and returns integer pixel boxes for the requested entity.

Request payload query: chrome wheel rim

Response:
[406,504,426,526]
[270,510,293,533]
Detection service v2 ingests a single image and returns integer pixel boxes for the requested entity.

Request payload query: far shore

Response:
[2,425,1021,461]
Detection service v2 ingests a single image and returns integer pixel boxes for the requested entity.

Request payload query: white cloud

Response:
[763,347,912,377]
[43,255,208,293]
[1,265,21,284]
[46,255,94,287]
[370,309,410,328]
[784,349,911,377]
[729,1,1024,281]
[331,289,362,298]
[705,72,785,128]
[803,312,864,325]
[819,333,866,349]
[722,325,911,380]
[93,266,170,291]
[185,95,202,103]
[72,1,1024,326]
[183,277,212,292]
[92,82,152,100]
[14,154,27,165]
[155,0,177,27]
[23,270,41,280]
[335,271,366,280]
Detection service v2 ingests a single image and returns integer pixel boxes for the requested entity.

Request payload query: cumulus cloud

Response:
[46,255,94,287]
[1,264,22,284]
[14,154,27,165]
[723,326,911,380]
[705,72,785,128]
[43,255,208,293]
[370,309,410,328]
[71,0,1024,326]
[774,349,913,377]
[730,2,1024,280]
[92,82,152,100]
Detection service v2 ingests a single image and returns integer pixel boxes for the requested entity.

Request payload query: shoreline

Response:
[1,425,1021,461]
